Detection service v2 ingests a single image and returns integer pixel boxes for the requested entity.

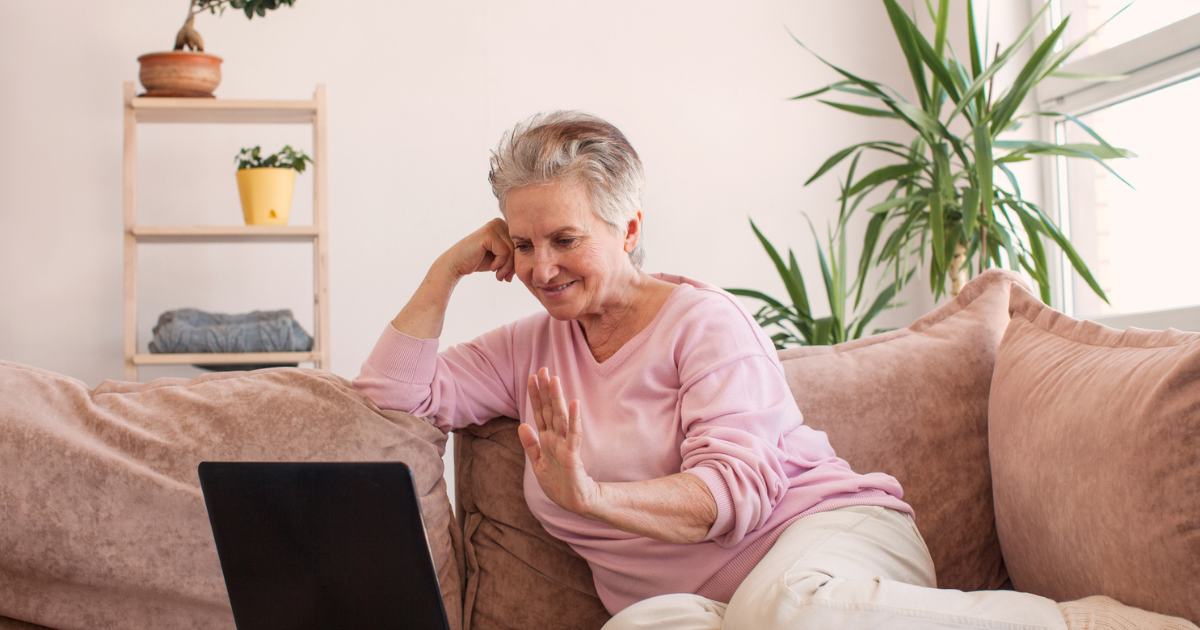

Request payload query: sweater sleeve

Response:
[678,355,800,547]
[669,290,811,548]
[353,323,522,433]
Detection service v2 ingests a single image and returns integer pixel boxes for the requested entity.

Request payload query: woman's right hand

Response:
[438,218,517,283]
[391,218,516,339]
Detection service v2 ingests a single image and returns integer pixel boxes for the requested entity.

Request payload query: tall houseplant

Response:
[794,0,1132,303]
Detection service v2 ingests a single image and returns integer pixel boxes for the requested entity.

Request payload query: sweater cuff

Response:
[685,466,735,541]
[366,324,440,385]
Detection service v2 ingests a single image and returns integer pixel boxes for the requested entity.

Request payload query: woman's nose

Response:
[532,249,559,285]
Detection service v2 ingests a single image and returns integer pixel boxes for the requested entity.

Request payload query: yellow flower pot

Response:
[236,167,296,225]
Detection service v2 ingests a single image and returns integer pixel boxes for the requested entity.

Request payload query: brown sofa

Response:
[453,270,1200,629]
[1,270,1195,629]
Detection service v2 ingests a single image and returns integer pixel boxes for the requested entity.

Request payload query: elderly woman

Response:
[353,112,1187,630]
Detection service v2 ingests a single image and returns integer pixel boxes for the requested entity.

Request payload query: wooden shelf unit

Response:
[122,82,330,381]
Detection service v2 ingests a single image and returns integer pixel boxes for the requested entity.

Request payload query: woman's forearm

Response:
[586,472,717,544]
[390,257,460,340]
[389,218,516,340]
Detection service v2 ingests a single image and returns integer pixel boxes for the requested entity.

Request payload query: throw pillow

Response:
[0,362,462,630]
[455,418,611,630]
[776,269,1023,592]
[990,283,1200,622]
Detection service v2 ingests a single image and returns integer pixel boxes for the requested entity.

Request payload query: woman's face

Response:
[504,180,638,323]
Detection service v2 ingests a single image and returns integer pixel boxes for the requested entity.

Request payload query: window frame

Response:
[1034,6,1200,331]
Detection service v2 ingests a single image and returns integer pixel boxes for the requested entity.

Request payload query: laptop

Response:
[197,461,451,630]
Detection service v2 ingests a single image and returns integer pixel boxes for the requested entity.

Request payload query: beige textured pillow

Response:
[0,362,462,630]
[777,269,1023,592]
[455,418,611,630]
[990,284,1200,622]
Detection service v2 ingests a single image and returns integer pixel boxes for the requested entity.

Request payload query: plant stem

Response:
[950,241,968,296]
[174,1,205,51]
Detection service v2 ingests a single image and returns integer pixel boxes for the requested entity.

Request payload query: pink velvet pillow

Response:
[777,269,1023,592]
[989,284,1200,622]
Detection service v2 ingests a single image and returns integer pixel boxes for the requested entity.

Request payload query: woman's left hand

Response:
[517,368,601,517]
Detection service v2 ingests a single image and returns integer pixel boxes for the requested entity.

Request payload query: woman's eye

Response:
[514,243,532,251]
[556,239,576,247]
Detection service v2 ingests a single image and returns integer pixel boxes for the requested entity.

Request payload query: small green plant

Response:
[236,145,313,173]
[175,0,298,52]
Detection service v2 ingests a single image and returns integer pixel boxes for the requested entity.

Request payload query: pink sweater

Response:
[354,273,911,613]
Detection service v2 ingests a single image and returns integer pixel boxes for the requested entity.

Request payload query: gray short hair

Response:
[488,111,646,268]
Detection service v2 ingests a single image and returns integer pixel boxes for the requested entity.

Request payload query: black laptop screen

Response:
[198,462,449,630]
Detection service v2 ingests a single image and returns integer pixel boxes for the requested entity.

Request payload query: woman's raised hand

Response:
[517,368,601,518]
[439,218,516,283]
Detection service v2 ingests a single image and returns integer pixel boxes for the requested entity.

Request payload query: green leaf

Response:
[787,249,813,320]
[865,194,924,214]
[1049,71,1129,82]
[750,219,811,315]
[929,187,945,269]
[813,317,834,346]
[912,12,962,105]
[788,29,892,102]
[855,212,888,308]
[961,187,980,240]
[805,144,860,186]
[883,0,932,110]
[1052,112,1135,160]
[843,163,924,199]
[1026,202,1110,303]
[789,84,836,101]
[818,101,901,118]
[966,0,982,79]
[989,16,1071,135]
[973,122,993,233]
[725,288,788,311]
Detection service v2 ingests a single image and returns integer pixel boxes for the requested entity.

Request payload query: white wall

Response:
[1,1,973,497]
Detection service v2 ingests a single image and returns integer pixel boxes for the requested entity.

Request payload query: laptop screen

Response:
[198,461,450,630]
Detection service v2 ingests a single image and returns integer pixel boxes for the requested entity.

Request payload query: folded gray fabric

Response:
[149,308,314,355]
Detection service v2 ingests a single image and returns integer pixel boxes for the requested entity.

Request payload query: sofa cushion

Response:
[455,418,611,630]
[0,361,462,630]
[989,284,1200,622]
[776,269,1022,592]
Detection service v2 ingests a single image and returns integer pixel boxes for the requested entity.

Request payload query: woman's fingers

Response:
[527,374,547,433]
[516,423,542,467]
[567,399,583,450]
[536,369,559,437]
[549,377,570,438]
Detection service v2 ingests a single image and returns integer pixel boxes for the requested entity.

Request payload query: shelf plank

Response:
[133,352,319,366]
[132,97,317,124]
[132,225,319,242]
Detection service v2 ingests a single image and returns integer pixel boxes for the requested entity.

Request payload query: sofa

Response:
[0,270,1196,629]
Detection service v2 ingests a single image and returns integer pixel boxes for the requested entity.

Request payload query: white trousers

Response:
[603,506,1067,630]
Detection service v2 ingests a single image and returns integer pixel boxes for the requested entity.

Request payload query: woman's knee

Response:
[602,593,726,630]
[722,569,833,629]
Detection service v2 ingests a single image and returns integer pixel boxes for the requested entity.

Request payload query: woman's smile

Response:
[540,281,576,296]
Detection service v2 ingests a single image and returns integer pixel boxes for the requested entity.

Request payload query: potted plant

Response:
[791,0,1132,303]
[235,145,312,225]
[138,0,298,98]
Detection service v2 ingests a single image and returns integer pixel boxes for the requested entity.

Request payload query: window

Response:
[1038,3,1200,330]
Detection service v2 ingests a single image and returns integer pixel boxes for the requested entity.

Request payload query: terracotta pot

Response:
[137,51,223,98]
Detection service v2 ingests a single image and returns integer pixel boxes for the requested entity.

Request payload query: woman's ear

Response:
[624,211,642,253]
